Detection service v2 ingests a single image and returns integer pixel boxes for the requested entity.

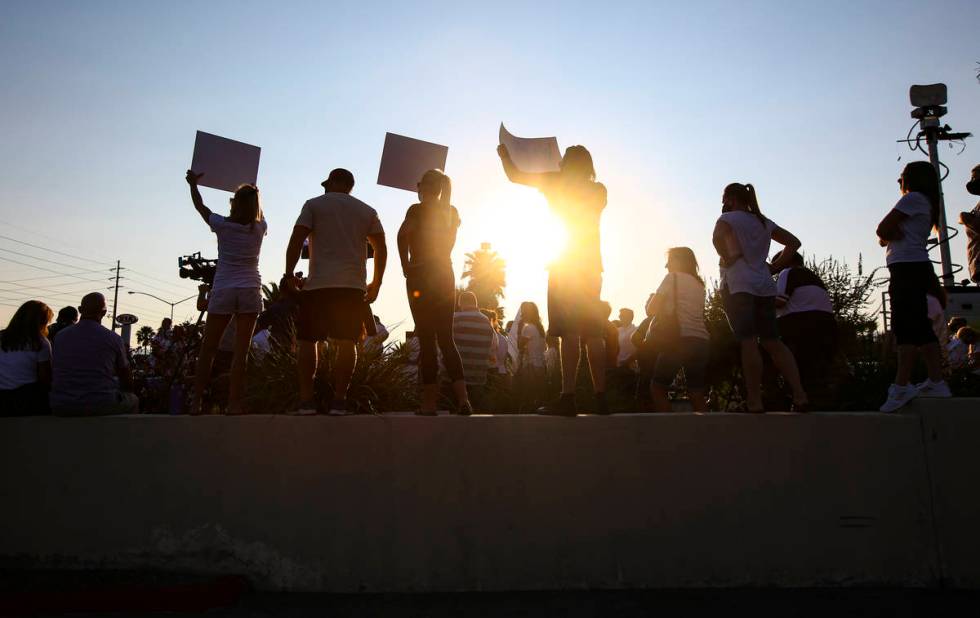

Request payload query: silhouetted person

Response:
[632,293,658,412]
[185,170,267,415]
[772,249,837,407]
[959,164,980,283]
[498,143,608,415]
[515,301,547,411]
[712,182,808,413]
[284,168,387,415]
[876,161,950,411]
[397,169,472,415]
[0,300,53,415]
[453,291,495,405]
[46,305,78,345]
[50,293,137,416]
[646,247,710,412]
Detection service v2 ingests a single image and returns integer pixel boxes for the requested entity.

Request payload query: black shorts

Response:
[296,287,367,342]
[888,261,939,346]
[723,290,779,341]
[547,270,604,338]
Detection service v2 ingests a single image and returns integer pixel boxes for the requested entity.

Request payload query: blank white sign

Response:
[377,132,449,192]
[499,123,561,173]
[190,131,261,193]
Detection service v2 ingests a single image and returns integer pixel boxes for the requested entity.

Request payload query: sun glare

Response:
[474,184,567,275]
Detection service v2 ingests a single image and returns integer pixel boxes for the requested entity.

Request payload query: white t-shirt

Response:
[209,213,267,291]
[494,331,509,374]
[885,192,933,265]
[617,323,637,366]
[775,267,833,317]
[0,336,51,389]
[717,211,777,296]
[520,323,546,368]
[653,272,709,340]
[947,338,969,369]
[251,328,271,359]
[927,294,946,343]
[295,192,384,292]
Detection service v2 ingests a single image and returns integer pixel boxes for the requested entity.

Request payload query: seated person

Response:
[49,293,138,416]
[947,326,978,370]
[0,300,54,416]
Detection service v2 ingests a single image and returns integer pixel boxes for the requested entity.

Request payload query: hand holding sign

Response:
[190,131,261,193]
[377,132,449,192]
[498,124,561,173]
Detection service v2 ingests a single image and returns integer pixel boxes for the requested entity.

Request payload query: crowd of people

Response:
[2,153,979,416]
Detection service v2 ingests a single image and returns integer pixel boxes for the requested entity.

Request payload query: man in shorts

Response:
[283,169,387,415]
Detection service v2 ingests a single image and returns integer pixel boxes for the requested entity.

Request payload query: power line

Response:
[0,246,111,273]
[0,268,115,283]
[0,255,114,282]
[0,219,115,262]
[0,234,111,266]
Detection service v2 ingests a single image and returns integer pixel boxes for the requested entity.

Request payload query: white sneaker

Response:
[915,379,952,398]
[327,400,353,416]
[880,383,918,412]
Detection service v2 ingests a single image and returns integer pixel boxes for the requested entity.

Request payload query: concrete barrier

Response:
[1,404,972,592]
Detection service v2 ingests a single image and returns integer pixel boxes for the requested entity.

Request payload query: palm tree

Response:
[262,281,282,304]
[136,325,155,351]
[462,242,506,309]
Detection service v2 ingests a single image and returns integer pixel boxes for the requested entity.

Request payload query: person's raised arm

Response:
[769,226,802,272]
[185,170,212,225]
[366,232,387,303]
[876,209,908,245]
[284,225,311,292]
[497,144,549,188]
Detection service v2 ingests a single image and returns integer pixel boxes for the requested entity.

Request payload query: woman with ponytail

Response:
[876,161,949,412]
[712,182,809,412]
[397,169,473,415]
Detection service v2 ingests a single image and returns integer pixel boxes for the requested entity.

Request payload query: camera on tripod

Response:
[178,252,218,285]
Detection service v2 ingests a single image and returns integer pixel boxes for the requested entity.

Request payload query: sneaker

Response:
[915,379,953,398]
[538,393,576,417]
[879,383,918,413]
[289,400,318,416]
[456,401,473,416]
[327,400,354,416]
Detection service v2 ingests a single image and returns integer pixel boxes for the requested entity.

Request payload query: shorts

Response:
[296,287,367,342]
[888,261,939,346]
[208,287,263,315]
[547,270,604,338]
[653,336,710,389]
[723,290,778,341]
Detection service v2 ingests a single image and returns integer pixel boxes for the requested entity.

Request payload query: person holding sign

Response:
[185,170,267,415]
[397,170,473,415]
[497,143,608,416]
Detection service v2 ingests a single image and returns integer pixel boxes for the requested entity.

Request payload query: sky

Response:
[1,0,979,337]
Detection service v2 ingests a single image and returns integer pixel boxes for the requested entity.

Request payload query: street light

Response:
[127,291,197,321]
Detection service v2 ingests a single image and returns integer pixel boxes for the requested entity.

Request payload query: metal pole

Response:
[111,260,121,332]
[925,131,954,287]
[170,303,174,322]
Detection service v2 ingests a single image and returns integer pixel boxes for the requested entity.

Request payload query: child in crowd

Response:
[876,161,950,411]
[712,183,808,413]
[947,327,978,370]
[645,248,710,412]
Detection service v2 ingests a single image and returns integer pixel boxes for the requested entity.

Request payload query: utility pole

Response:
[110,260,121,332]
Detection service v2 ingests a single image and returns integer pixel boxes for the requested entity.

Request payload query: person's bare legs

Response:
[651,383,671,412]
[332,339,356,402]
[584,336,606,393]
[420,383,439,413]
[760,338,808,407]
[226,312,258,415]
[559,335,580,394]
[192,313,232,415]
[296,340,318,403]
[739,339,765,411]
[922,342,943,382]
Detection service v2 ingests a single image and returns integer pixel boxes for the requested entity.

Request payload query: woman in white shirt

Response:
[712,183,809,413]
[516,301,547,410]
[646,248,710,412]
[185,170,267,415]
[0,300,54,415]
[876,161,949,411]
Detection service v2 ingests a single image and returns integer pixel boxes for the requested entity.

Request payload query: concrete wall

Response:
[1,402,975,592]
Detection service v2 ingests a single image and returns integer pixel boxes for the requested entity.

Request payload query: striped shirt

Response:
[452,310,494,385]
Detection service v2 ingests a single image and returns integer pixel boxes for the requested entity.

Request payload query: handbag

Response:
[646,273,681,348]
